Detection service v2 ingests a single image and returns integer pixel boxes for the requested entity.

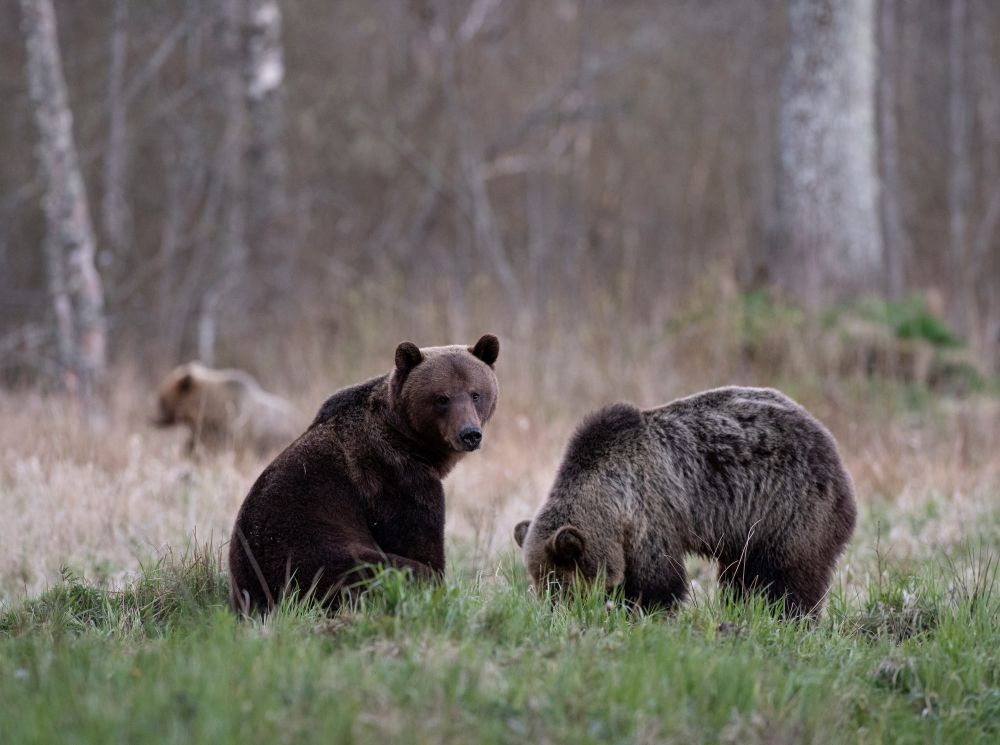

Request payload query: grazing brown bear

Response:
[228,335,500,614]
[513,387,856,617]
[154,362,300,457]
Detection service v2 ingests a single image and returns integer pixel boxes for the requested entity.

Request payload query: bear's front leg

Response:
[344,545,441,581]
[623,551,689,612]
[291,546,440,611]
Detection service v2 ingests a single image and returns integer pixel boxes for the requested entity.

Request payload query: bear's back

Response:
[310,375,386,429]
[650,386,821,455]
[645,386,851,553]
[657,386,797,418]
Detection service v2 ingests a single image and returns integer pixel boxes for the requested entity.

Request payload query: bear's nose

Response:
[459,427,482,451]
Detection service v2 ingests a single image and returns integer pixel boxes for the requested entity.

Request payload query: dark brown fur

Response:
[514,387,856,617]
[228,335,499,614]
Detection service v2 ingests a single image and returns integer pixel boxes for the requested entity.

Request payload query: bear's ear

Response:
[469,334,499,367]
[394,341,424,374]
[177,373,194,393]
[547,525,584,564]
[513,520,531,547]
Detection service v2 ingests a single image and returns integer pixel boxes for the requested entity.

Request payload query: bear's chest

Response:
[366,472,446,558]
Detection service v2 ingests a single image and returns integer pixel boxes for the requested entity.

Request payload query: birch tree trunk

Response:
[244,0,290,294]
[774,0,882,307]
[199,0,248,366]
[20,0,107,422]
[198,0,289,362]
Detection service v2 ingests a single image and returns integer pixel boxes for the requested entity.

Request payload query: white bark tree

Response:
[774,0,882,307]
[198,0,290,363]
[20,0,107,422]
[199,0,248,366]
[244,0,290,292]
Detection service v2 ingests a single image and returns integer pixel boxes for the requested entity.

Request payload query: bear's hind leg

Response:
[778,566,832,618]
[718,555,830,618]
[716,553,784,609]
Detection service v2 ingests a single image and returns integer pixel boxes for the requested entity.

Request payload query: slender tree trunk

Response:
[157,127,186,361]
[948,0,972,337]
[20,0,107,422]
[878,0,907,300]
[567,0,595,299]
[222,0,247,287]
[434,0,522,309]
[42,231,74,382]
[774,0,882,308]
[102,0,130,260]
[243,0,290,295]
[199,0,248,366]
[972,0,1000,360]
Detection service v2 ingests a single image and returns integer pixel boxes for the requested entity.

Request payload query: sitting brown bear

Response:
[153,362,300,456]
[228,335,500,614]
[514,387,856,617]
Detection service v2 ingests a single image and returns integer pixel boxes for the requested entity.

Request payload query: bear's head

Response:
[514,518,625,598]
[154,363,197,427]
[513,403,639,599]
[390,334,500,458]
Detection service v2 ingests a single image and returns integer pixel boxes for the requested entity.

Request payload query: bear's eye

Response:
[434,395,450,407]
[470,392,480,403]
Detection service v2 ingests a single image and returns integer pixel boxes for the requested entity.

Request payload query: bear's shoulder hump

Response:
[565,402,643,459]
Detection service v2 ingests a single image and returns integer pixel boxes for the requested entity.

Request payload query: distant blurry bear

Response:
[228,335,500,615]
[514,387,856,617]
[153,362,299,456]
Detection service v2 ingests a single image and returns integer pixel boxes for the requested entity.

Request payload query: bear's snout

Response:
[152,401,175,427]
[458,426,482,451]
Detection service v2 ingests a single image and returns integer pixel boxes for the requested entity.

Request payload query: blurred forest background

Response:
[2,0,1000,411]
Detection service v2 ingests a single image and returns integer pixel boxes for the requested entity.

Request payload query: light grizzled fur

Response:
[154,362,300,456]
[514,387,857,616]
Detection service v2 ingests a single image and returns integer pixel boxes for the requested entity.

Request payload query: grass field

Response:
[2,466,999,745]
[1,537,999,744]
[2,310,999,743]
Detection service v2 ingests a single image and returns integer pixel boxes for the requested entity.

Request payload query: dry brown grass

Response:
[1,319,998,605]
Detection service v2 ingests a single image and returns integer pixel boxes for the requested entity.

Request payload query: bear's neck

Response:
[370,376,460,480]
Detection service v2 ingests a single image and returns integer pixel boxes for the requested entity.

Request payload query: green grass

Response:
[1,545,999,745]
